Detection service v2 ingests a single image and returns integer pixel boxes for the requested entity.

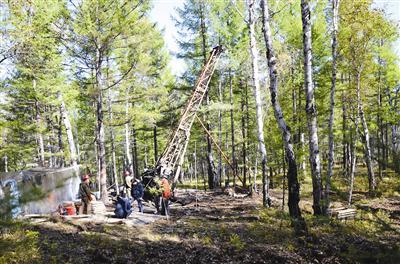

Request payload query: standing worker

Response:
[79,174,94,215]
[124,170,133,199]
[160,175,171,216]
[132,178,144,213]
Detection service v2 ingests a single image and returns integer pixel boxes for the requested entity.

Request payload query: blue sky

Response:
[150,0,185,75]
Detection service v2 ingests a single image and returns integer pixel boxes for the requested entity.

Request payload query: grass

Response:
[0,221,41,264]
[0,166,398,263]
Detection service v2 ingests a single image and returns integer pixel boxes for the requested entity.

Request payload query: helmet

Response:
[82,174,90,181]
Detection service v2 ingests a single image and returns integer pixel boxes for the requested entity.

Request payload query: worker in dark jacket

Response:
[131,178,144,213]
[79,175,93,215]
[114,195,132,218]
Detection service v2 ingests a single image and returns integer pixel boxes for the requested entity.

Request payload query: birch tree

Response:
[325,0,340,214]
[247,0,270,207]
[261,0,306,233]
[301,0,323,215]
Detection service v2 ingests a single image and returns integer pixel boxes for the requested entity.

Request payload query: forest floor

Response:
[1,178,400,263]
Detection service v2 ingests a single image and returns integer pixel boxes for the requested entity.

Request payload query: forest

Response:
[0,0,399,263]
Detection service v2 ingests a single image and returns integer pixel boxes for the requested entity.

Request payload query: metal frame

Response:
[156,46,224,181]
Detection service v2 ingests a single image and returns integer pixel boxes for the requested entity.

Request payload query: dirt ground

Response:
[1,187,400,264]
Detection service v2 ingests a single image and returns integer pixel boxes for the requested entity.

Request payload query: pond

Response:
[0,166,80,217]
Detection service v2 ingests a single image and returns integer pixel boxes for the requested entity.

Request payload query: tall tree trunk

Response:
[57,111,64,167]
[348,109,359,205]
[154,126,158,164]
[356,72,376,194]
[385,123,389,173]
[301,0,323,215]
[342,91,348,174]
[218,76,223,187]
[241,80,248,189]
[261,0,306,233]
[132,127,139,178]
[245,83,253,191]
[59,93,78,167]
[73,111,81,163]
[391,125,400,173]
[95,58,108,203]
[248,0,269,207]
[107,87,119,195]
[47,141,53,168]
[229,69,237,188]
[199,2,217,189]
[325,0,340,214]
[34,80,45,167]
[125,86,133,172]
[377,85,383,179]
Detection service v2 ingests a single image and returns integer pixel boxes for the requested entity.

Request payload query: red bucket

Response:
[65,206,76,215]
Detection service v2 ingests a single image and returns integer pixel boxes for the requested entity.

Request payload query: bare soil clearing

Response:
[2,188,400,263]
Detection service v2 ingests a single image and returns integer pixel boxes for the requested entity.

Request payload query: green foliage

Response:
[229,233,245,251]
[0,221,40,264]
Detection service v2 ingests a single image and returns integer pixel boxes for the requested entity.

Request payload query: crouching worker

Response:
[114,195,132,218]
[79,174,95,215]
[132,178,144,213]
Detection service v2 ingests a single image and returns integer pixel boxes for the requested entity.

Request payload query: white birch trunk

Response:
[348,110,359,205]
[33,79,45,167]
[326,0,340,213]
[356,72,376,194]
[261,0,305,231]
[59,94,78,167]
[248,0,269,206]
[301,0,323,215]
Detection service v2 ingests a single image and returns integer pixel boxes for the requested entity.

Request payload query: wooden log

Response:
[328,207,356,220]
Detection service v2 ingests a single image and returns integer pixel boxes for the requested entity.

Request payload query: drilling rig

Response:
[142,46,223,194]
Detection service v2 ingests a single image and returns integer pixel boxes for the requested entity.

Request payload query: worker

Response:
[79,174,94,215]
[114,195,132,218]
[132,178,144,213]
[124,170,133,199]
[160,175,171,216]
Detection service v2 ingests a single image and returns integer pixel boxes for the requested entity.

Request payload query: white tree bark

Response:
[356,72,376,194]
[34,79,45,167]
[261,0,305,232]
[248,0,270,207]
[326,0,340,213]
[301,0,323,215]
[58,93,78,167]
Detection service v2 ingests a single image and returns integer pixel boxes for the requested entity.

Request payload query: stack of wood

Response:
[329,207,357,220]
[90,201,107,215]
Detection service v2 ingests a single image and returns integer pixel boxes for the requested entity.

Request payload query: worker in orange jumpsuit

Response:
[160,175,171,216]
